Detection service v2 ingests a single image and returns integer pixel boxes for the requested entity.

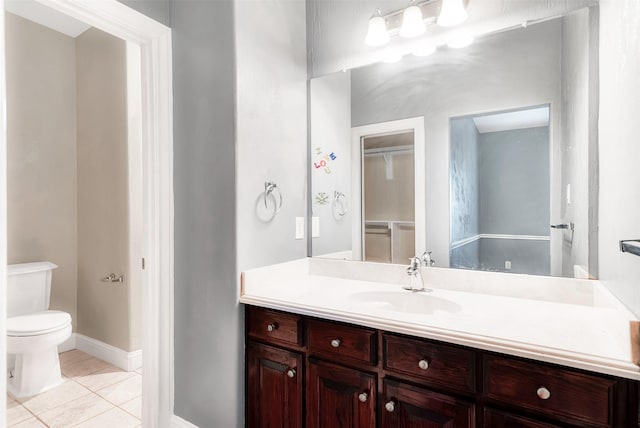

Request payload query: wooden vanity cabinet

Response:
[245,305,639,428]
[307,359,376,428]
[381,379,475,427]
[246,341,303,428]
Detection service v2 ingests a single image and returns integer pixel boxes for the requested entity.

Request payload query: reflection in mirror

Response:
[450,106,551,276]
[362,131,415,264]
[309,6,598,279]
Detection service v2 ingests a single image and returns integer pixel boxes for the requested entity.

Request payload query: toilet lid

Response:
[7,310,71,337]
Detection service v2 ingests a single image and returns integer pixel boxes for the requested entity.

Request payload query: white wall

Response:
[598,0,640,317]
[309,71,352,257]
[236,0,308,271]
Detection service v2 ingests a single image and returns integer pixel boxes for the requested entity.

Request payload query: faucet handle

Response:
[421,251,435,266]
[408,256,421,271]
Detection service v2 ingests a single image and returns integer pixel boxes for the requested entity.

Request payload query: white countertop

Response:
[240,257,640,381]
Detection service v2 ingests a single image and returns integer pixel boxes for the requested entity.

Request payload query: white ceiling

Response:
[5,0,90,38]
[472,106,550,133]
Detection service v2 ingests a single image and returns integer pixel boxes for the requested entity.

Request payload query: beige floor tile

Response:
[59,349,92,366]
[134,367,142,375]
[19,377,91,415]
[61,356,112,379]
[119,395,142,420]
[7,393,16,405]
[9,417,47,428]
[74,407,140,428]
[37,393,113,428]
[7,401,34,426]
[96,374,142,405]
[75,366,135,392]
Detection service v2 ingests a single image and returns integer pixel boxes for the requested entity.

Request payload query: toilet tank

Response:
[7,262,58,318]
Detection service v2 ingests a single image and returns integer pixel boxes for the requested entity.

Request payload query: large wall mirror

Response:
[309,4,598,278]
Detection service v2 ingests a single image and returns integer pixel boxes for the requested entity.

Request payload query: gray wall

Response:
[479,239,550,275]
[351,20,562,268]
[598,0,640,317]
[235,0,308,271]
[170,1,239,426]
[310,71,352,257]
[450,117,479,243]
[478,127,550,236]
[560,7,599,278]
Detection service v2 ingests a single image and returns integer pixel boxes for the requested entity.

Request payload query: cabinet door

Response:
[307,360,376,428]
[483,408,563,428]
[246,341,302,428]
[382,379,475,427]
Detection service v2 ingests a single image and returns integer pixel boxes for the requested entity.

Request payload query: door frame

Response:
[0,1,174,426]
[351,117,426,261]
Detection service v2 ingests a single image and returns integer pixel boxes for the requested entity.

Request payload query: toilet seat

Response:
[7,310,71,337]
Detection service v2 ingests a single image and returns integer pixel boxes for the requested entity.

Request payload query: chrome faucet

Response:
[404,256,432,292]
[421,251,435,267]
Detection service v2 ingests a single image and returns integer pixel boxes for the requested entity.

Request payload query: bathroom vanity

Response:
[241,258,640,428]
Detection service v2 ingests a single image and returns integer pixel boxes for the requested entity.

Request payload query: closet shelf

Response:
[620,240,640,257]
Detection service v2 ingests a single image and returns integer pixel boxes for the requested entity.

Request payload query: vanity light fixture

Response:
[399,1,426,38]
[437,0,468,27]
[365,0,470,47]
[365,9,390,46]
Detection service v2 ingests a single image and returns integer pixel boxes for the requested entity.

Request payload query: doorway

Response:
[0,0,174,426]
[351,117,426,262]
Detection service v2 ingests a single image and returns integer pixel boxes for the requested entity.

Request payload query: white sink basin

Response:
[349,290,461,314]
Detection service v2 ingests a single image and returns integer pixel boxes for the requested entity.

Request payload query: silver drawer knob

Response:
[385,400,395,412]
[331,339,341,348]
[286,369,296,378]
[536,387,551,400]
[267,323,277,332]
[418,359,429,370]
[358,392,368,403]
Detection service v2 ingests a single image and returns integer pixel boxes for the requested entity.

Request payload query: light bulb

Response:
[437,0,468,27]
[365,9,390,46]
[399,4,426,38]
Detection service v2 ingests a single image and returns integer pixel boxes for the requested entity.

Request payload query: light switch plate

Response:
[312,217,320,238]
[295,217,304,240]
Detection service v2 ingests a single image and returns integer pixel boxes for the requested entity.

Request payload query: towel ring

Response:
[256,181,283,222]
[332,191,348,219]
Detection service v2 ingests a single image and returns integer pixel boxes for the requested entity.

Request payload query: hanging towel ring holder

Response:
[256,181,283,222]
[332,190,348,219]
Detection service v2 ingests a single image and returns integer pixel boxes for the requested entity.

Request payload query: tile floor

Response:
[6,350,142,427]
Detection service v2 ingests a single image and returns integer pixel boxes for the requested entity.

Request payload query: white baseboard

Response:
[64,333,142,372]
[171,414,199,428]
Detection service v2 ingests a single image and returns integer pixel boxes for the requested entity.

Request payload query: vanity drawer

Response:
[483,355,616,427]
[384,334,475,393]
[247,306,302,347]
[306,319,376,365]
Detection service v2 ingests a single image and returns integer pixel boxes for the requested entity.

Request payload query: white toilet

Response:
[7,262,72,398]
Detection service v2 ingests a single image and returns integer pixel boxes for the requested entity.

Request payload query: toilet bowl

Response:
[6,262,73,398]
[7,311,72,397]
